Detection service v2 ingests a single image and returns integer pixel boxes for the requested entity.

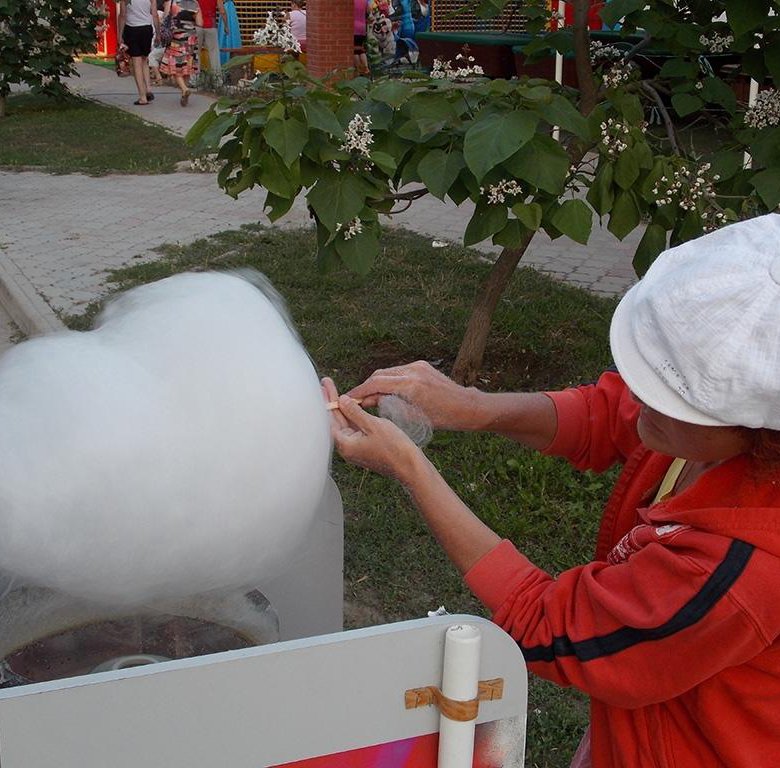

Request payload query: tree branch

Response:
[640,81,681,155]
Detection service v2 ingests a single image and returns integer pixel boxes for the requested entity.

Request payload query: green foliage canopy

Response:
[0,0,105,104]
[189,0,780,277]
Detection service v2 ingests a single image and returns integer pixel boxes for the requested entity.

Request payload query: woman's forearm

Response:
[468,390,558,449]
[400,451,502,575]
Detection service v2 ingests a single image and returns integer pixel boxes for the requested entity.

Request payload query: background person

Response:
[159,0,202,106]
[117,0,161,105]
[196,0,228,80]
[288,0,306,47]
[148,0,167,85]
[353,0,369,75]
[324,214,780,767]
[217,0,241,67]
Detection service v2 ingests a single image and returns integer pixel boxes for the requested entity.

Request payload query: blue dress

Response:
[218,0,242,65]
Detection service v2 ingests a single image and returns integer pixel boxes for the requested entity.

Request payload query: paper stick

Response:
[438,624,482,768]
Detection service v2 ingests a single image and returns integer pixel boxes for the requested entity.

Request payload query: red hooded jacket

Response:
[465,372,780,766]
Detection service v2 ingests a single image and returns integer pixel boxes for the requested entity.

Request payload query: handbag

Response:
[115,47,131,77]
[159,11,175,47]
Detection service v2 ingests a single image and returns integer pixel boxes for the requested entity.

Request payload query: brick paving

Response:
[0,61,643,339]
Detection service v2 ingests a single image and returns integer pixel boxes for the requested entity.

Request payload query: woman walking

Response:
[117,0,161,105]
[159,0,203,106]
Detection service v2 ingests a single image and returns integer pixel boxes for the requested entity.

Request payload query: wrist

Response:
[396,443,429,489]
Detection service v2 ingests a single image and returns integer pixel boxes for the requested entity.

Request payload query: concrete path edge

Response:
[0,256,65,337]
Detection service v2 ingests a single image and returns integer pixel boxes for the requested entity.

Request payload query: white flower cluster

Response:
[480,179,525,205]
[599,117,630,156]
[340,114,374,159]
[602,61,636,89]
[744,89,780,129]
[253,11,301,54]
[589,40,624,65]
[431,54,485,81]
[336,218,363,240]
[189,155,222,173]
[698,32,733,54]
[652,162,720,212]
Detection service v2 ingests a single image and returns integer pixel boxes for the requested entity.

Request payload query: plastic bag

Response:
[115,47,131,77]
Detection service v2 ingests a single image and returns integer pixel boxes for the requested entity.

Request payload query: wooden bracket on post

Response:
[404,678,504,722]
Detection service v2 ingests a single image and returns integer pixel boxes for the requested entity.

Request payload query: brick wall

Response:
[307,0,354,78]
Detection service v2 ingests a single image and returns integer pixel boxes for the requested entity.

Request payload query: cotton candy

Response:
[0,271,331,605]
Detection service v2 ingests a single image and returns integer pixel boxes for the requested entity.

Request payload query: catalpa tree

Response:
[0,0,106,117]
[189,0,780,384]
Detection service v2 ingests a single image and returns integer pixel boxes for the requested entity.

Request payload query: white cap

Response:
[609,213,780,429]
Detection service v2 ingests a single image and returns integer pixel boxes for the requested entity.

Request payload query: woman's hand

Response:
[322,377,422,484]
[346,360,481,432]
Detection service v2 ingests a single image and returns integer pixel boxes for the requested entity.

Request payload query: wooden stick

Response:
[325,398,363,411]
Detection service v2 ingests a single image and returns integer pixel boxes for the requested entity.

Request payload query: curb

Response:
[0,256,65,338]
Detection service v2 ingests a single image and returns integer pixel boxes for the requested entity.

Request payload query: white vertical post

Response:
[552,1,567,142]
[437,624,482,768]
[744,78,760,168]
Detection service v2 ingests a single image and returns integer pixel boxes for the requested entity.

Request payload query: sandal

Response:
[180,90,190,107]
[133,99,149,105]
[146,92,155,101]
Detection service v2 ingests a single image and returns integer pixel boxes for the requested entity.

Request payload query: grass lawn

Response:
[0,93,192,175]
[66,225,620,768]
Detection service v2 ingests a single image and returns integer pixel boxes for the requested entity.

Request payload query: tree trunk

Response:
[450,3,595,387]
[451,234,534,385]
[571,0,598,115]
[0,93,6,119]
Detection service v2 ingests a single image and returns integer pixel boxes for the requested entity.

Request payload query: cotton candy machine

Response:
[0,478,344,689]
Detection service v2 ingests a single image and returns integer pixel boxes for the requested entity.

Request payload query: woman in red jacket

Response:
[323,213,780,767]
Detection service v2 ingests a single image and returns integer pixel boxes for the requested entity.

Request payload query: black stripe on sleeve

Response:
[521,539,754,664]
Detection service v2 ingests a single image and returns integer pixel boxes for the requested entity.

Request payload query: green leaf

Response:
[264,117,309,168]
[369,150,397,176]
[534,95,589,139]
[709,150,743,182]
[225,166,257,198]
[185,107,219,146]
[671,92,704,118]
[550,199,593,245]
[750,168,780,209]
[632,223,667,276]
[659,58,699,79]
[303,99,344,137]
[258,151,300,198]
[333,225,380,275]
[725,0,770,38]
[614,147,641,190]
[369,79,414,108]
[504,135,570,195]
[418,149,465,200]
[308,172,373,231]
[765,34,780,84]
[610,92,644,124]
[463,203,509,246]
[196,113,236,150]
[493,219,532,249]
[748,126,780,168]
[264,190,295,222]
[700,77,737,114]
[599,0,646,28]
[608,190,641,240]
[672,210,703,245]
[511,201,543,231]
[464,111,539,183]
[587,164,615,216]
[396,118,448,143]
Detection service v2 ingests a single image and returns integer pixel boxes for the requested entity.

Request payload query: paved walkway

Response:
[0,62,641,339]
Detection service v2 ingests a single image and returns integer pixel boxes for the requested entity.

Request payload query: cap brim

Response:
[609,285,727,427]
